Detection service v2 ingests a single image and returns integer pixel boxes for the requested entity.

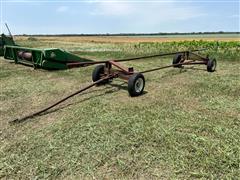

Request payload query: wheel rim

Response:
[135,78,144,93]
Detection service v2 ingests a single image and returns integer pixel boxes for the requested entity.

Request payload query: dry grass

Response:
[15,35,240,43]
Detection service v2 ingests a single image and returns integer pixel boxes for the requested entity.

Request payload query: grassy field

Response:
[16,33,240,43]
[0,36,240,179]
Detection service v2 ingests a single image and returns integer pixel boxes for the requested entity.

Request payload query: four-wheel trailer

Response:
[10,49,217,124]
[90,49,217,96]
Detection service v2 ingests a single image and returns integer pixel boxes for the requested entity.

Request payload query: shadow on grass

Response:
[15,81,139,124]
[159,67,188,79]
[44,81,147,115]
[42,85,120,115]
[159,65,208,79]
[183,66,207,72]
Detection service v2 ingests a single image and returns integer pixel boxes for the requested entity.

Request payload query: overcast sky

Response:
[0,0,239,34]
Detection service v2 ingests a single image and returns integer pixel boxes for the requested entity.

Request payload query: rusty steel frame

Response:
[86,50,209,82]
[66,49,207,68]
[9,49,212,124]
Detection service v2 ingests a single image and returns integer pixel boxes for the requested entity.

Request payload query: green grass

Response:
[0,39,239,179]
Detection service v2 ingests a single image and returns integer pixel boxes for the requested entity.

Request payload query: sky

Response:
[0,0,239,34]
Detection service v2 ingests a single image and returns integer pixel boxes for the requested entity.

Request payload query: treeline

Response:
[19,31,240,37]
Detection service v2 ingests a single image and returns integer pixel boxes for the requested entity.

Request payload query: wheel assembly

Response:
[172,54,183,68]
[207,58,217,72]
[128,73,145,97]
[92,65,109,85]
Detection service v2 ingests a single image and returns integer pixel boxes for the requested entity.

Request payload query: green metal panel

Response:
[41,60,68,70]
[44,48,91,63]
[3,45,93,70]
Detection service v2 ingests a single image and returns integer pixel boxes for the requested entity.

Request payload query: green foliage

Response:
[121,41,240,61]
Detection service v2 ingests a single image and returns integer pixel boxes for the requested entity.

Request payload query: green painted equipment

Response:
[0,24,16,55]
[4,45,93,69]
[0,34,16,56]
[1,23,93,70]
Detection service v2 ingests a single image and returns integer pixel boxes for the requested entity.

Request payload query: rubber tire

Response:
[172,54,182,68]
[207,58,217,72]
[92,65,108,85]
[128,73,145,97]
